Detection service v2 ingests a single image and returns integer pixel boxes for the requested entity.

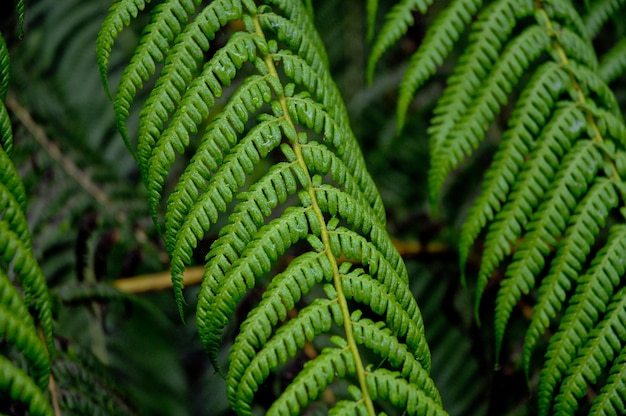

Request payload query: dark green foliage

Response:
[0,7,54,412]
[4,0,626,414]
[369,0,626,413]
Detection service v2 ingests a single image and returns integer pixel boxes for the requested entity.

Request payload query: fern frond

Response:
[493,139,602,356]
[0,26,56,415]
[0,102,11,158]
[231,294,339,414]
[372,0,626,411]
[0,355,53,416]
[16,0,25,38]
[0,35,9,101]
[458,61,568,281]
[0,272,49,390]
[426,0,532,152]
[0,147,53,353]
[96,0,150,99]
[474,103,585,309]
[197,204,313,369]
[365,368,446,415]
[537,224,626,415]
[351,315,440,403]
[430,21,598,206]
[395,0,481,130]
[583,0,626,38]
[522,177,619,373]
[367,0,435,84]
[366,0,378,41]
[599,38,626,84]
[0,36,12,158]
[553,286,626,414]
[109,0,202,154]
[266,336,354,414]
[429,24,552,204]
[0,218,54,355]
[137,0,255,186]
[103,1,442,413]
[589,344,626,415]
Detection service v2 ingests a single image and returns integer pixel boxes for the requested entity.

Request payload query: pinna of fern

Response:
[98,0,445,414]
[369,0,626,414]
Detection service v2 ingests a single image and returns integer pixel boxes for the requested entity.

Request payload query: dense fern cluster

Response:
[99,0,444,414]
[1,4,152,414]
[4,0,626,413]
[370,0,626,413]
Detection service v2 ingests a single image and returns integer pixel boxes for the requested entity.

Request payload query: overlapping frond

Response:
[0,30,53,416]
[100,1,444,414]
[371,0,626,412]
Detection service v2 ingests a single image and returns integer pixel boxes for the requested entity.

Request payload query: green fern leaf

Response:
[458,61,568,281]
[366,0,378,41]
[426,0,532,149]
[96,0,150,99]
[589,344,626,415]
[554,286,626,414]
[197,204,314,371]
[367,0,436,84]
[1,36,12,157]
[266,336,355,415]
[0,176,32,247]
[329,225,409,285]
[429,25,552,205]
[169,116,291,315]
[571,62,623,117]
[429,21,597,206]
[0,36,9,101]
[372,0,626,412]
[0,272,49,391]
[474,103,586,311]
[0,221,54,353]
[365,368,447,415]
[396,0,481,130]
[537,224,626,415]
[110,0,204,155]
[599,38,626,85]
[522,177,619,373]
[16,0,25,38]
[340,267,430,369]
[351,315,441,404]
[227,251,332,406]
[0,150,52,353]
[0,355,53,416]
[145,31,265,223]
[494,139,602,356]
[137,0,253,185]
[104,1,441,414]
[232,294,340,414]
[583,0,625,38]
[0,102,11,158]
